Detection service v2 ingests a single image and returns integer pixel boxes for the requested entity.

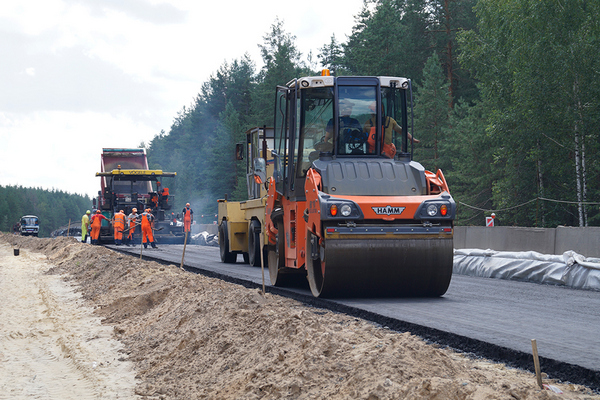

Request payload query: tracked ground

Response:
[2,233,599,400]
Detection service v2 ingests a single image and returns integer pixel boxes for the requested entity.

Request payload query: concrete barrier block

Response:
[556,226,600,258]
[454,226,467,249]
[459,226,555,254]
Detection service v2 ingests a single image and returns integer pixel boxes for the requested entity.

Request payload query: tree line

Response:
[146,0,600,228]
[0,185,91,237]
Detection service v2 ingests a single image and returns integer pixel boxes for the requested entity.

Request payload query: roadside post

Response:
[180,231,188,269]
[260,231,265,295]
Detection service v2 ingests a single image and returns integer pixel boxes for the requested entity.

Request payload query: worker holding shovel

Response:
[126,208,140,246]
[141,208,157,249]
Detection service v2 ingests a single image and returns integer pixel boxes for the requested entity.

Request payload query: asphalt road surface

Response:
[109,243,600,389]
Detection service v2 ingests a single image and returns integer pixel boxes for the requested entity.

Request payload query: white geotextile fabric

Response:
[193,231,219,247]
[453,249,600,291]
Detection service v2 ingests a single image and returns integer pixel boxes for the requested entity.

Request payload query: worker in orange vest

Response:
[182,203,193,234]
[141,208,157,249]
[112,209,126,245]
[150,193,159,210]
[126,208,139,246]
[157,181,170,207]
[90,210,109,245]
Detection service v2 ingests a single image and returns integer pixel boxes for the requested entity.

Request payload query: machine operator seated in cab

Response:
[323,98,366,155]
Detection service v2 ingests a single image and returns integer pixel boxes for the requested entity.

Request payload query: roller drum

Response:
[308,236,453,298]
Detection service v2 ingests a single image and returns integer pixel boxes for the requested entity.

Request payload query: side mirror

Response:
[235,143,244,161]
[253,157,267,184]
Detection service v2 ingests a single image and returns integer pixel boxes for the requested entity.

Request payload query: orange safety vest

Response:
[367,126,396,159]
[91,214,106,228]
[140,212,154,243]
[141,212,154,227]
[114,212,126,228]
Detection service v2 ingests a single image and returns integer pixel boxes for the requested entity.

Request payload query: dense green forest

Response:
[146,0,600,228]
[0,185,91,237]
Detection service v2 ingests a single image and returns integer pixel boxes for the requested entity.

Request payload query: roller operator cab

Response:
[262,72,456,297]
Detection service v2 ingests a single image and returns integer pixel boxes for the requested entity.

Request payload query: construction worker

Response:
[90,210,109,245]
[126,208,140,246]
[363,101,419,156]
[150,193,159,210]
[81,210,91,243]
[182,203,193,234]
[141,208,157,249]
[112,209,126,245]
[157,181,169,207]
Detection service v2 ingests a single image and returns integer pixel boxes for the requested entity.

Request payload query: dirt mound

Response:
[2,232,598,400]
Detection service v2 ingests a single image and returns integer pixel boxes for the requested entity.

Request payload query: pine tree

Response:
[413,53,451,172]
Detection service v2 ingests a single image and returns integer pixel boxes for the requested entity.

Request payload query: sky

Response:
[0,0,364,198]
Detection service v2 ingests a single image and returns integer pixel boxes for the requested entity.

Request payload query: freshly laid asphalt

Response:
[108,243,600,390]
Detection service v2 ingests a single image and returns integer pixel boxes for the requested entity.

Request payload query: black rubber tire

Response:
[268,219,285,285]
[306,230,325,297]
[248,220,261,267]
[218,222,237,263]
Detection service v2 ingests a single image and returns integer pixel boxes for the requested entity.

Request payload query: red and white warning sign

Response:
[486,213,496,227]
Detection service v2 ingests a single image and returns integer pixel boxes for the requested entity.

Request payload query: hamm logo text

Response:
[372,206,405,216]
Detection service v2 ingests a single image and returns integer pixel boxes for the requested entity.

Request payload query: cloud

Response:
[72,0,187,25]
[0,33,161,116]
[0,0,366,198]
[0,110,158,197]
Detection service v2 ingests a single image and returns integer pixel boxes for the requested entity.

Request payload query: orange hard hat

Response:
[96,210,101,213]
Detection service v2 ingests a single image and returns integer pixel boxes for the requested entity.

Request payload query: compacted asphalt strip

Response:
[108,243,600,390]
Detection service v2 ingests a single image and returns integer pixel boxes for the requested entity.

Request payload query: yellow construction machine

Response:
[217,127,274,266]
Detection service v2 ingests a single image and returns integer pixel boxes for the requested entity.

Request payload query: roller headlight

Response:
[416,195,456,220]
[426,204,438,217]
[340,204,352,217]
[320,194,364,220]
